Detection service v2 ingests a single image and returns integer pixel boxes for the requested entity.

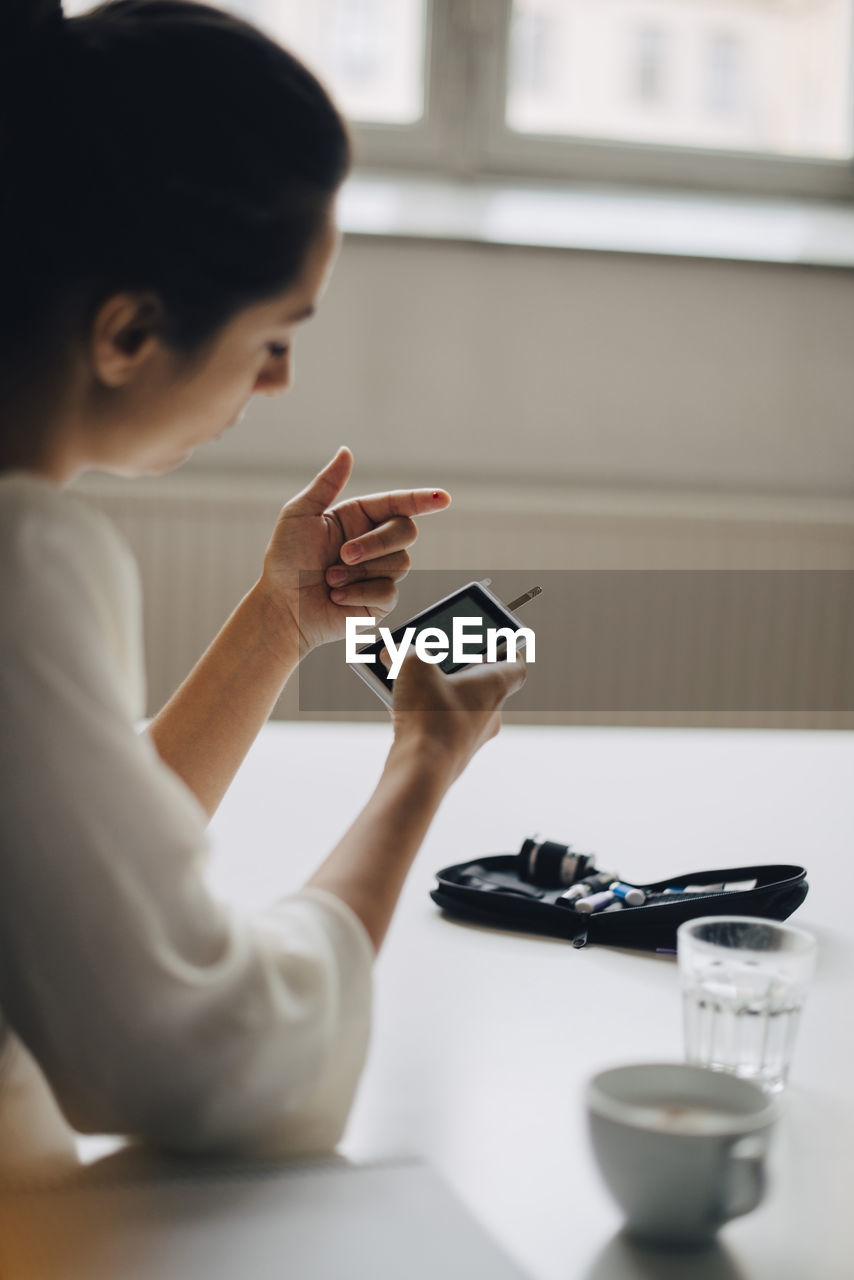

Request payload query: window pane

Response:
[226,0,427,124]
[65,0,427,125]
[507,0,854,160]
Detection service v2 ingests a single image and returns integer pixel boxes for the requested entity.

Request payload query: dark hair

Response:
[0,0,350,428]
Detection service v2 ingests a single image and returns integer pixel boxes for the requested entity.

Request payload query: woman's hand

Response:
[257,447,450,655]
[390,651,527,784]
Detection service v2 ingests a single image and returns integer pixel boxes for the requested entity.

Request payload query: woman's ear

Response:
[91,293,165,386]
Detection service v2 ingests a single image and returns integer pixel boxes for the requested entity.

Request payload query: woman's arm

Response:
[307,653,526,951]
[145,580,299,820]
[305,735,455,953]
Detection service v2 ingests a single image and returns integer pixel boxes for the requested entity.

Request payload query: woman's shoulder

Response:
[0,470,116,536]
[0,471,134,587]
[0,472,145,712]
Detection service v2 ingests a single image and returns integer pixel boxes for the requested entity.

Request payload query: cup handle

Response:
[723,1135,767,1220]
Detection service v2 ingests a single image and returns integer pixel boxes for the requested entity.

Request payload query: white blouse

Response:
[0,474,373,1177]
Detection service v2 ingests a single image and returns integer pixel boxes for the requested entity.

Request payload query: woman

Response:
[0,0,524,1173]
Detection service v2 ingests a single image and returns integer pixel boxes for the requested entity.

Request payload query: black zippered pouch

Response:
[430,838,809,951]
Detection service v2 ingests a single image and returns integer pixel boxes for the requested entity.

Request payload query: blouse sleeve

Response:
[0,487,373,1156]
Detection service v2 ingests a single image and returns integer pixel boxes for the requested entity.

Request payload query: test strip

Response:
[507,586,543,611]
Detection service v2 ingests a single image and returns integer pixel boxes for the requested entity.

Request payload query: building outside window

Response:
[705,30,742,116]
[632,23,668,106]
[508,4,555,103]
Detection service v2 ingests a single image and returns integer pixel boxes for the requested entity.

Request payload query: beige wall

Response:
[191,234,854,501]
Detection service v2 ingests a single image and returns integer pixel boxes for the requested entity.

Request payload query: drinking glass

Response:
[677,916,816,1093]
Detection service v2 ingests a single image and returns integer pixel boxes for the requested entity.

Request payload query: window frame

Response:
[346,0,473,173]
[349,0,854,201]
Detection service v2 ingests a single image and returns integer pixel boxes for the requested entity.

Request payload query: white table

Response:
[204,721,854,1280]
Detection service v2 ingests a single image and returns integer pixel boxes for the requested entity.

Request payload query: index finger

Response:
[342,487,451,525]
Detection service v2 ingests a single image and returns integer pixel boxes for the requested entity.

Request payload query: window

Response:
[488,0,854,193]
[64,0,854,198]
[239,0,428,125]
[507,3,557,116]
[632,25,668,108]
[705,31,742,118]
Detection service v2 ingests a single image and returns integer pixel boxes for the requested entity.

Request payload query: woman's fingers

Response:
[325,549,410,589]
[329,578,400,615]
[286,447,354,516]
[335,488,451,547]
[393,650,527,710]
[447,655,528,705]
[339,515,418,567]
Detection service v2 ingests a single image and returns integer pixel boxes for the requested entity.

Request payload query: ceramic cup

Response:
[586,1062,779,1246]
